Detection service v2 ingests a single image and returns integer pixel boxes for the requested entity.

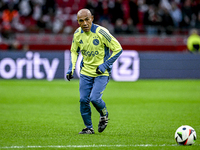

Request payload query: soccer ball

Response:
[175,125,197,145]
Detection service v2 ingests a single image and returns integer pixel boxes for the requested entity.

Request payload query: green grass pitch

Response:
[0,79,200,150]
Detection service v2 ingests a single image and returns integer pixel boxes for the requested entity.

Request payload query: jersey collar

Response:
[81,23,98,33]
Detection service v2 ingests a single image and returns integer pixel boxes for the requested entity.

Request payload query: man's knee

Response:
[80,100,91,114]
[90,95,101,104]
[80,98,90,107]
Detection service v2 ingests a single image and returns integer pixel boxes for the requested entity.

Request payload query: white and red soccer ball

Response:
[175,125,197,145]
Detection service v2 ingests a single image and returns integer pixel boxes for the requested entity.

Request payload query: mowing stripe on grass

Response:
[0,144,188,149]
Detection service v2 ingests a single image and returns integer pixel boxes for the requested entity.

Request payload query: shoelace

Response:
[99,118,110,125]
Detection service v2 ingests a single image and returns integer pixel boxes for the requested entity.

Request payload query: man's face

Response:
[77,11,93,32]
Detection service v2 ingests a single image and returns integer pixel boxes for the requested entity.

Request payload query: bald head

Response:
[77,9,92,18]
[77,9,94,32]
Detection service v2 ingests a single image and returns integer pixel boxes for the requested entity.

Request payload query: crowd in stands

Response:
[0,0,200,39]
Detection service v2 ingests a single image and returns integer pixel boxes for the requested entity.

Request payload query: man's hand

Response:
[66,72,74,81]
[96,63,107,75]
[96,67,103,74]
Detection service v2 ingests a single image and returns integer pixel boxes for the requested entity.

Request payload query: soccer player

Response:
[66,9,123,134]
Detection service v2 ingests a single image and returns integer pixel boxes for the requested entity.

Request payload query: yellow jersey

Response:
[68,23,123,77]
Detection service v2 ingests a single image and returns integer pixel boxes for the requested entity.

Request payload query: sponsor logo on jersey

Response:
[82,50,99,57]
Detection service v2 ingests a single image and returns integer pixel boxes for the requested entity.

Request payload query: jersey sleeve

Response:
[67,33,80,75]
[98,28,123,67]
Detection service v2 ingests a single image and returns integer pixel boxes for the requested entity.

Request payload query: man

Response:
[187,29,200,53]
[66,9,123,134]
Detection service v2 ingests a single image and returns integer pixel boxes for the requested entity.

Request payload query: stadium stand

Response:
[0,0,199,51]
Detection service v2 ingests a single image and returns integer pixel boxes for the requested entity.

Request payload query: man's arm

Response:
[96,50,122,74]
[96,28,123,74]
[66,36,80,81]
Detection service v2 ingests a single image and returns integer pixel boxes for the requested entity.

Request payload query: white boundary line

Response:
[0,144,187,149]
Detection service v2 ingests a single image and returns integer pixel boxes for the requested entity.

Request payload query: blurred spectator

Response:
[169,1,182,28]
[114,18,137,34]
[18,0,34,17]
[114,18,125,34]
[192,0,200,18]
[159,0,171,11]
[95,0,111,24]
[138,0,148,12]
[42,0,56,16]
[143,4,162,35]
[2,3,18,31]
[18,0,35,32]
[192,0,200,28]
[0,0,7,12]
[125,18,138,34]
[180,0,194,29]
[187,28,200,52]
[110,0,124,24]
[146,0,161,6]
[52,7,65,33]
[129,0,139,26]
[1,1,24,50]
[195,11,200,28]
[31,0,57,32]
[101,19,114,33]
[36,16,46,31]
[160,8,174,35]
[96,0,105,22]
[32,1,43,21]
[1,1,24,31]
[85,0,97,20]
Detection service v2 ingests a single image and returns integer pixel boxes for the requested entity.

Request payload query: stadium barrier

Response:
[0,35,188,51]
[0,51,200,81]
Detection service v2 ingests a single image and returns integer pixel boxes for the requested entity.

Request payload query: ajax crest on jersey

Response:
[175,125,197,145]
[93,39,99,45]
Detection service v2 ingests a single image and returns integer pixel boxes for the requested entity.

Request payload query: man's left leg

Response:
[90,76,109,132]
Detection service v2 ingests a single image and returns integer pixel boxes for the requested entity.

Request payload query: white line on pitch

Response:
[0,144,182,149]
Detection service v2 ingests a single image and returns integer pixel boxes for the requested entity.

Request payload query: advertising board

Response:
[0,51,200,80]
